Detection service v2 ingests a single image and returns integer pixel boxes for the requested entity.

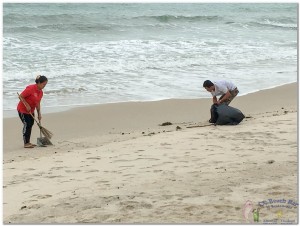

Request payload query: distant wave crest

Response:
[250,20,297,30]
[135,15,221,23]
[44,88,87,95]
[4,13,81,23]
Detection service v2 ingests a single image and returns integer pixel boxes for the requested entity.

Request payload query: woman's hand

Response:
[26,104,31,113]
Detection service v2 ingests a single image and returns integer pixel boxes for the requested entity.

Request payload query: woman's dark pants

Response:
[18,112,34,144]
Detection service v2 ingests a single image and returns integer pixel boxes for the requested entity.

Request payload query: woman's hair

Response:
[35,75,48,84]
[203,80,214,88]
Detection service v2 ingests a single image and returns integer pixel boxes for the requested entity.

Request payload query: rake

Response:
[17,92,53,140]
[37,121,53,147]
[186,123,214,128]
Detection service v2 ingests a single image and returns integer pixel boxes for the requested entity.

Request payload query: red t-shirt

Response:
[17,84,43,114]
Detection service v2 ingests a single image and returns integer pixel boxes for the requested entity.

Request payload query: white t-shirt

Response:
[211,80,237,97]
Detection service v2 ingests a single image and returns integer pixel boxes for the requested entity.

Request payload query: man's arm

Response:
[217,90,231,104]
[213,96,218,104]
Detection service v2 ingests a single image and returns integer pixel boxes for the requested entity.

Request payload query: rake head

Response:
[38,125,53,140]
[37,136,53,147]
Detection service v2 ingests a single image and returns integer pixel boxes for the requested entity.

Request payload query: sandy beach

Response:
[3,83,298,223]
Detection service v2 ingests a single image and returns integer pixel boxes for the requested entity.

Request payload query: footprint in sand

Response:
[86,157,101,160]
[23,189,39,194]
[51,166,65,170]
[160,143,172,146]
[120,201,152,210]
[85,169,99,173]
[20,203,43,210]
[135,149,146,153]
[24,168,36,171]
[65,169,81,173]
[31,194,52,199]
[45,175,64,179]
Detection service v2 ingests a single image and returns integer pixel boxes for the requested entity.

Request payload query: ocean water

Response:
[3,3,298,112]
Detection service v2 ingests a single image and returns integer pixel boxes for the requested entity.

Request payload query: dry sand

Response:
[3,83,298,223]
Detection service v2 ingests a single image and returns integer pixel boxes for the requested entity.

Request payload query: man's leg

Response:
[222,88,239,105]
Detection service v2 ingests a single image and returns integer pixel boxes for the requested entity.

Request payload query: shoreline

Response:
[3,81,297,119]
[4,82,297,155]
[3,82,298,223]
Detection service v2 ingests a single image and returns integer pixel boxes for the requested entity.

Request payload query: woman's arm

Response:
[36,102,42,121]
[19,94,31,112]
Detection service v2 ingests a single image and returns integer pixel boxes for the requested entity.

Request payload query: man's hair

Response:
[203,80,214,88]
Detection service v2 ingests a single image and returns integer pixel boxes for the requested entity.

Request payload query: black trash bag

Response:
[209,104,219,123]
[210,104,245,125]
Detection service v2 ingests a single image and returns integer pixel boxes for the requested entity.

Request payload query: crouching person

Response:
[203,80,239,123]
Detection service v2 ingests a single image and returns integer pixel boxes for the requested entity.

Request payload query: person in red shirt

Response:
[17,75,48,148]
